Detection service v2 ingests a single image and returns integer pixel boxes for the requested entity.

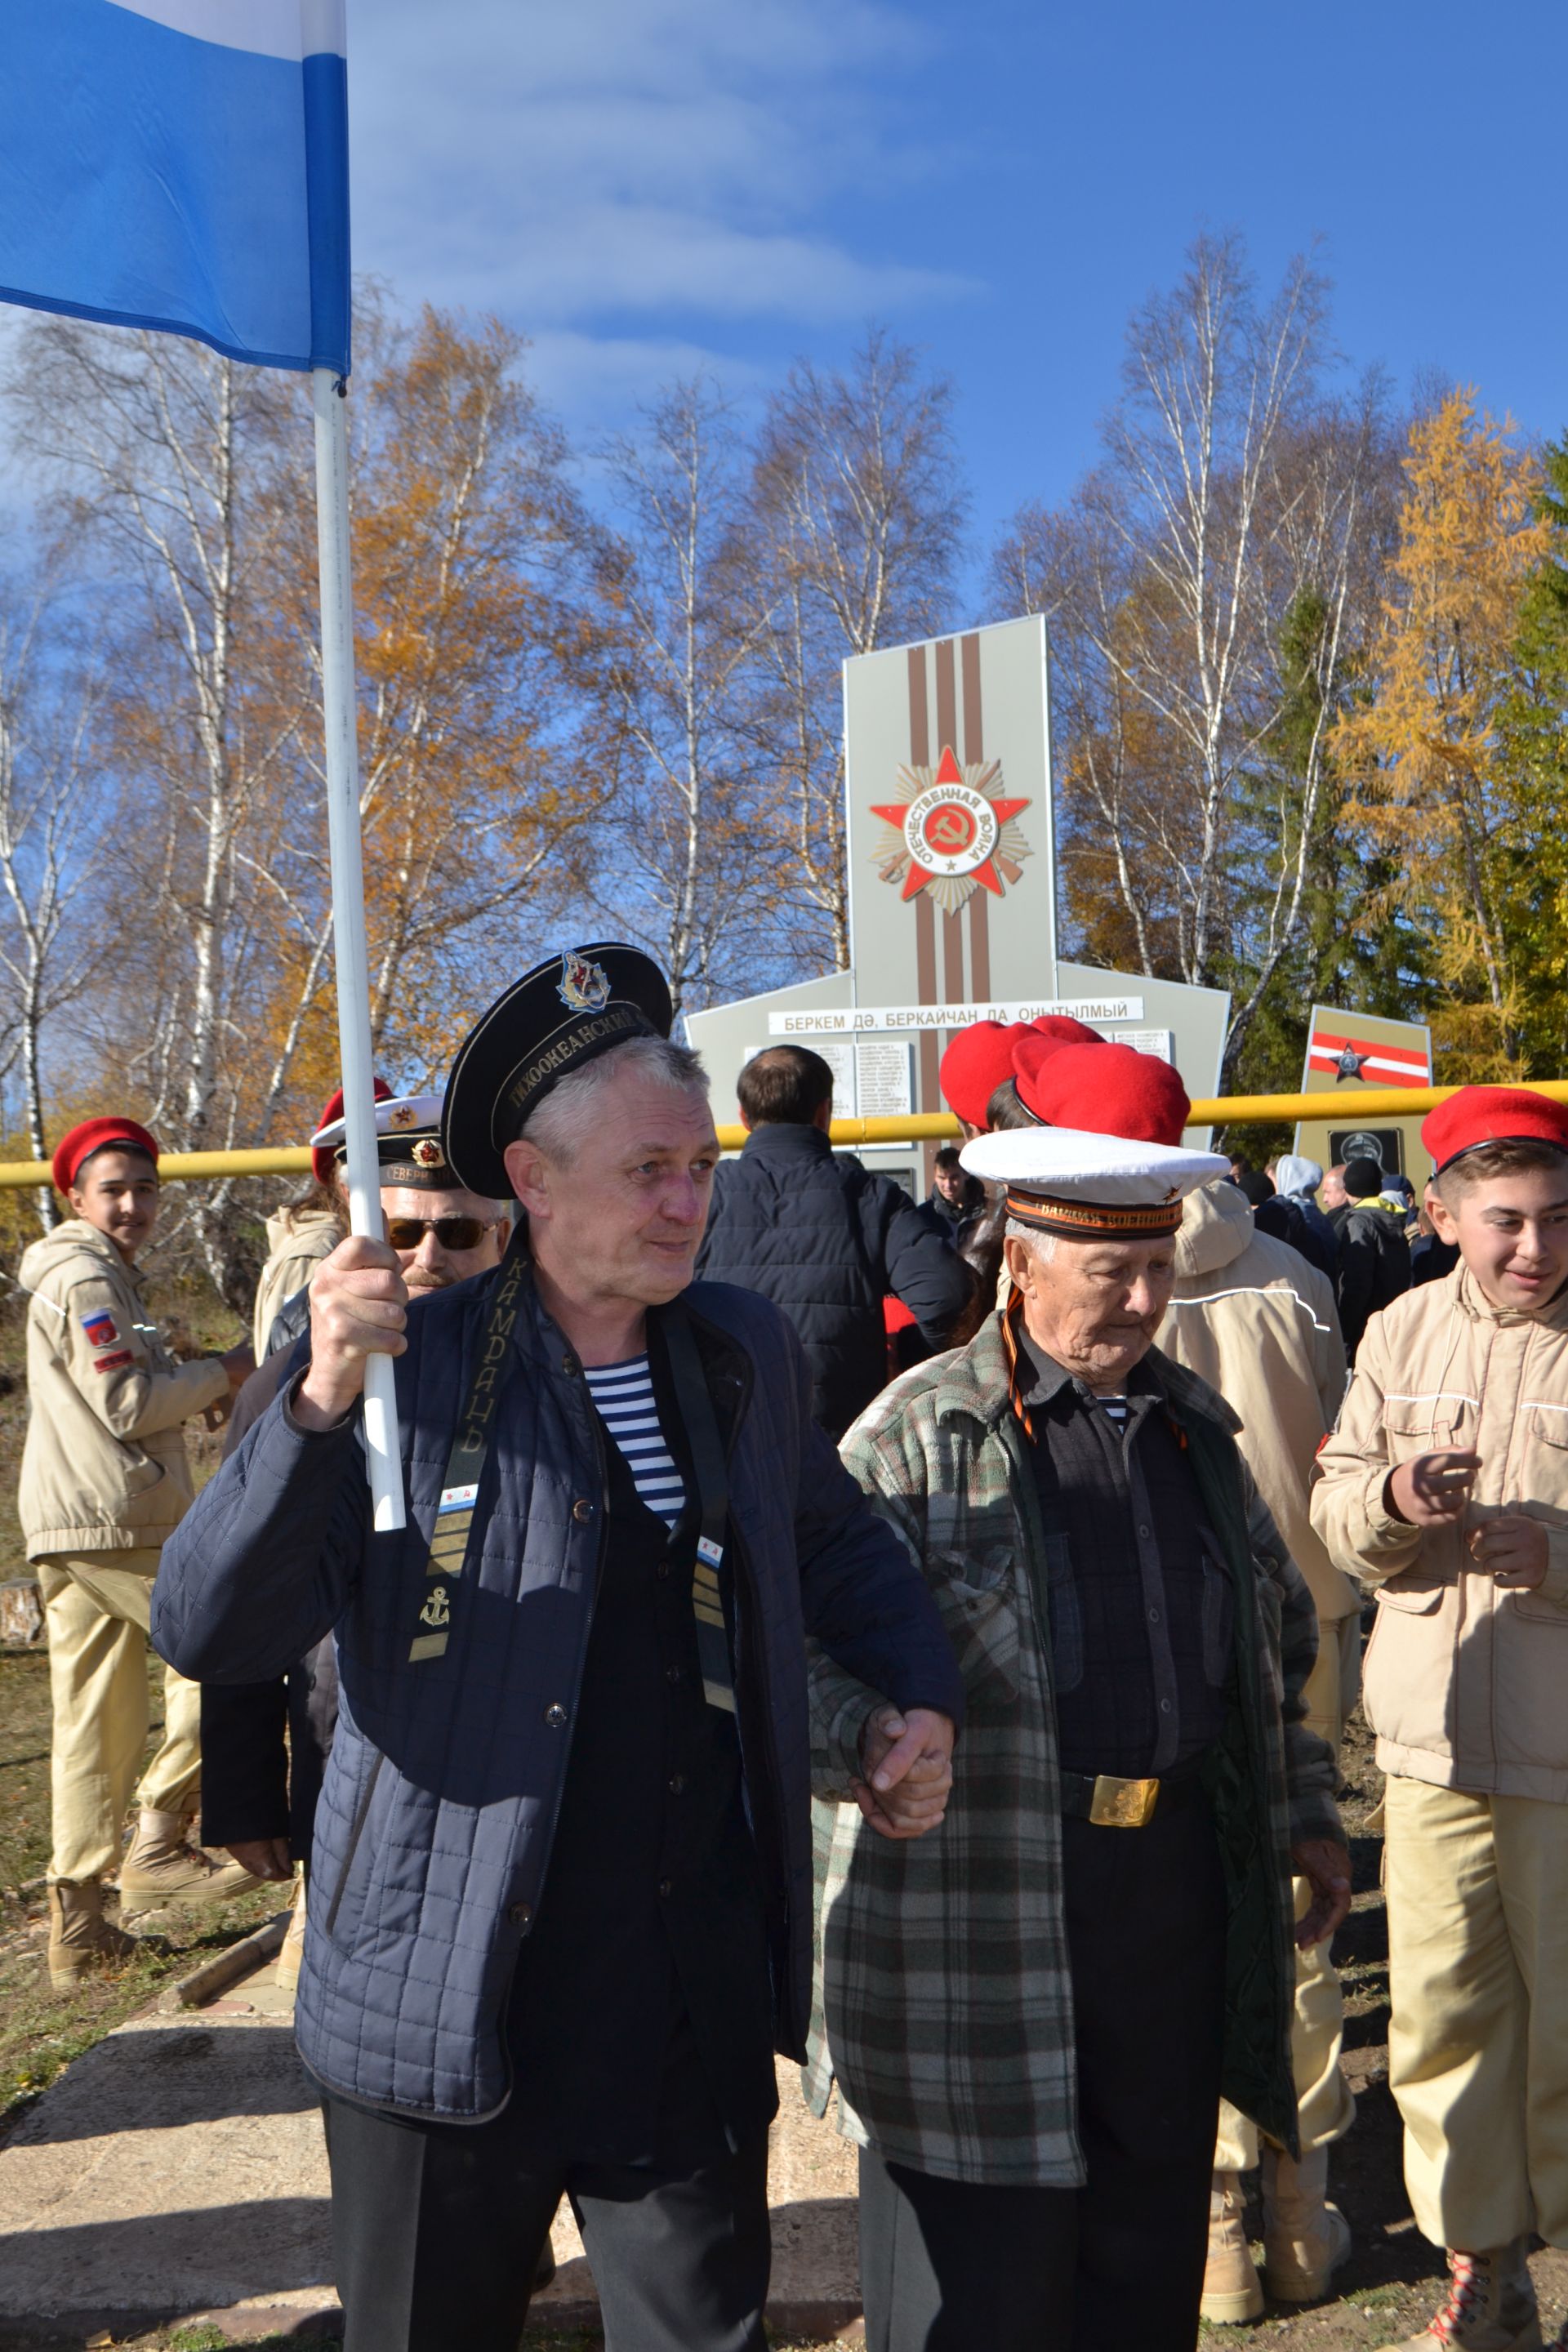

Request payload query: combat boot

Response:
[1262,2144,1352,2302]
[1201,2168,1264,2323]
[118,1810,263,1906]
[1376,2240,1541,2352]
[47,1879,140,1991]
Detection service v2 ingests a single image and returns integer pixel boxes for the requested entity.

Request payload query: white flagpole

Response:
[311,363,406,1532]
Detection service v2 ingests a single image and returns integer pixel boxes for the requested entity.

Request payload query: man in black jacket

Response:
[697,1045,972,1440]
[155,948,960,2352]
[928,1146,986,1241]
[1335,1155,1412,1359]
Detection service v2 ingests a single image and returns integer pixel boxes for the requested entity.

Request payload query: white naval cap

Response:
[310,1093,452,1187]
[960,1125,1230,1240]
[309,1092,445,1153]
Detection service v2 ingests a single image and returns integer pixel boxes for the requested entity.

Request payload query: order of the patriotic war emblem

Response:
[556,951,612,1015]
[870,745,1032,915]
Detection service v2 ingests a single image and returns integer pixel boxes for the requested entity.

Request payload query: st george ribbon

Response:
[0,0,406,1526]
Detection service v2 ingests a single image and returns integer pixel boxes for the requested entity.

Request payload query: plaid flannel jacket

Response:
[803,1314,1341,2188]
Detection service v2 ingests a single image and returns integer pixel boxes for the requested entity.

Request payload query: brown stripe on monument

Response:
[969,889,991,998]
[935,635,956,756]
[915,892,938,1006]
[942,906,964,1004]
[961,632,983,764]
[906,644,929,768]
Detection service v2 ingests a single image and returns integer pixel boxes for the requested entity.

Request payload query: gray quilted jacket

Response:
[153,1267,963,2123]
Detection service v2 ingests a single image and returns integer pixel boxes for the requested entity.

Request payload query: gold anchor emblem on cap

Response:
[418,1584,451,1629]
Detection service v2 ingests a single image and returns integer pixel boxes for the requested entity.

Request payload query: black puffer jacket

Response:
[1336,1200,1411,1360]
[697,1122,972,1440]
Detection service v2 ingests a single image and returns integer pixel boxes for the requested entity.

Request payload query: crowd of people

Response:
[12,951,1568,2352]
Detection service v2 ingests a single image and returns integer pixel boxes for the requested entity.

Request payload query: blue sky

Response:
[350,0,1557,580]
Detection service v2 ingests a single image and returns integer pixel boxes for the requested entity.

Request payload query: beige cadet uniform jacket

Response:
[19,1219,227,1557]
[1157,1178,1358,1623]
[1310,1266,1568,1801]
[251,1203,341,1358]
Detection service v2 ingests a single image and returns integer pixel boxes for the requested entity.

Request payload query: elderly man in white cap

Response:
[807,1045,1349,2352]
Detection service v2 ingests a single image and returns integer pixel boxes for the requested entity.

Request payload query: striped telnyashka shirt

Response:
[583,1356,687,1526]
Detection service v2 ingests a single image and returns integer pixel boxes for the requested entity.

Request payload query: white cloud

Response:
[345,0,976,328]
[523,328,767,422]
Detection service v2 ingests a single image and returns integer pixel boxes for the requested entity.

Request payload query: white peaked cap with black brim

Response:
[961,1125,1230,1241]
[310,1094,456,1189]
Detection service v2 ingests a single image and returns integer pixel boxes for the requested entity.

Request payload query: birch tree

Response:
[744,331,967,969]
[6,319,310,1289]
[0,573,114,1228]
[993,236,1401,1083]
[596,381,779,1015]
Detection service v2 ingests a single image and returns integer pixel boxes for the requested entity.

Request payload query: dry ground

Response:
[1,1645,1501,2352]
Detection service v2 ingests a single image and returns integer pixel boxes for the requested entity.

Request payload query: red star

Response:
[872,745,1031,901]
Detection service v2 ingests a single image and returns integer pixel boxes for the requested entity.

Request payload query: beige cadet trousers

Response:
[1385,1775,1568,2250]
[1214,1608,1359,2171]
[35,1548,203,1885]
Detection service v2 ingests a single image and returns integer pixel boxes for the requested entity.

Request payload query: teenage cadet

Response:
[20,1117,256,1989]
[1313,1088,1568,2352]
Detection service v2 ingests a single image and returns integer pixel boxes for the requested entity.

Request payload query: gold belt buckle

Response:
[1089,1774,1160,1829]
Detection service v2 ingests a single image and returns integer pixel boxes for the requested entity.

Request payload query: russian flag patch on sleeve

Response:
[82,1310,120,1348]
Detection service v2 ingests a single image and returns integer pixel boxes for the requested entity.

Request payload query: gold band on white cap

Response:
[1005,1187,1184,1240]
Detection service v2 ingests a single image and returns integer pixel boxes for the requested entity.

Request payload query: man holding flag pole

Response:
[0,14,966,2350]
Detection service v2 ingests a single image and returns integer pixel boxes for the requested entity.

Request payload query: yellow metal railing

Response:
[1,1080,1561,1188]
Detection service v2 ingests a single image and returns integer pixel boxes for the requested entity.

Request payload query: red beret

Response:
[1423,1086,1568,1175]
[1013,1040,1191,1148]
[939,1022,1029,1129]
[940,1013,1102,1130]
[52,1117,159,1196]
[311,1076,393,1186]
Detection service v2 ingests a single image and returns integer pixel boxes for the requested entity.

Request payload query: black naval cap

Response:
[441,943,674,1197]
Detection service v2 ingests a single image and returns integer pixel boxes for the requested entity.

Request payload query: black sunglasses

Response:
[385,1214,501,1252]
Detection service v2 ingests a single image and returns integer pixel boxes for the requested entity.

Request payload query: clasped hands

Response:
[1385,1449,1548,1588]
[854,1705,956,1840]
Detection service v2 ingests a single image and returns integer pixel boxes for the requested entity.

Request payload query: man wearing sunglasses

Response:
[199,1094,508,1900]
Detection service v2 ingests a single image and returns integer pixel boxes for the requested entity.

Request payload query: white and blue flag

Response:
[0,0,350,375]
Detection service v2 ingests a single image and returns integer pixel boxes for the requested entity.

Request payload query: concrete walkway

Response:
[0,1949,860,2344]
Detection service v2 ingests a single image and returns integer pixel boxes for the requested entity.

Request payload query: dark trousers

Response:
[323,2084,770,2352]
[859,1797,1227,2352]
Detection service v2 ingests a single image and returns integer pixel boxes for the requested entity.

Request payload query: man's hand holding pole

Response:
[296,1236,409,1432]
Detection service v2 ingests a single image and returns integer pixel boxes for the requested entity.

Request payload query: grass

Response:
[0,1652,280,2133]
